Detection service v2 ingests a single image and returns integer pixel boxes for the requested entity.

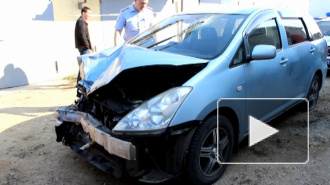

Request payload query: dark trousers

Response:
[76,48,91,97]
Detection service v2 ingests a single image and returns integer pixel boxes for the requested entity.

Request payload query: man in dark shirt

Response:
[75,6,92,55]
[75,7,92,97]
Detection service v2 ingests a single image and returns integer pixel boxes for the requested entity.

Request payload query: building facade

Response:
[0,0,314,89]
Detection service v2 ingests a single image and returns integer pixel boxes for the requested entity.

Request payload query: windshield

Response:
[128,14,246,59]
[318,20,330,36]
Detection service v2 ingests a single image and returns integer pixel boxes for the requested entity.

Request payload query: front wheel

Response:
[307,75,320,111]
[185,115,234,185]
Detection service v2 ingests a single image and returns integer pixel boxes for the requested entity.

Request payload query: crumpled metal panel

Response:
[77,44,207,95]
[80,115,136,160]
[56,106,136,160]
[55,106,86,123]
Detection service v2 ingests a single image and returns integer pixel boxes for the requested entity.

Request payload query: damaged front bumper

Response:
[54,106,199,182]
[55,106,136,161]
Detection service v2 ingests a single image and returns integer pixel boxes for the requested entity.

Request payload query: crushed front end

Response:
[54,45,207,183]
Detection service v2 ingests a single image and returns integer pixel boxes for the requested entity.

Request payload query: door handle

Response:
[310,47,316,53]
[280,58,288,65]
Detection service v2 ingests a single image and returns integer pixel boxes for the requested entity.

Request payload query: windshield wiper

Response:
[147,35,178,49]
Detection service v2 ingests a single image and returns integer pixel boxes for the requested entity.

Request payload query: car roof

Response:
[276,9,305,18]
[180,6,304,18]
[318,17,330,22]
[181,6,264,15]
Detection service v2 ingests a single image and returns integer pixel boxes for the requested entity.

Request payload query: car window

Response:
[129,14,246,59]
[231,43,245,67]
[304,16,323,40]
[247,19,281,54]
[317,20,330,37]
[282,18,308,46]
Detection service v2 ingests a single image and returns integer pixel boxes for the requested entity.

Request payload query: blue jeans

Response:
[78,48,92,55]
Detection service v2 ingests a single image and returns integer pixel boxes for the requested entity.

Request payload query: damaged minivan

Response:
[55,7,327,185]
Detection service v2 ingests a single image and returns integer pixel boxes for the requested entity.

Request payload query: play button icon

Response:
[249,116,279,147]
[218,98,308,164]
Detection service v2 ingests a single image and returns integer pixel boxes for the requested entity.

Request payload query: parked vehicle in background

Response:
[317,18,330,68]
[54,7,327,185]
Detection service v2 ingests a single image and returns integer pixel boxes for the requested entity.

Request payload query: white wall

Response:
[0,0,113,89]
[0,19,120,89]
[0,20,80,88]
[0,0,172,89]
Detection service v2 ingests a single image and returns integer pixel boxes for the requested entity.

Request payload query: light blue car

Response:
[317,18,330,68]
[55,7,327,185]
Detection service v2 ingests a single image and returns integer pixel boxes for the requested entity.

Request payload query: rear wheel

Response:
[307,75,320,110]
[185,115,234,185]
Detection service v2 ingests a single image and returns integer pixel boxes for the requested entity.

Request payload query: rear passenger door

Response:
[244,17,289,122]
[280,17,316,98]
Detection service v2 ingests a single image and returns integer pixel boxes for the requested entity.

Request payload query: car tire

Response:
[185,115,234,185]
[307,75,320,111]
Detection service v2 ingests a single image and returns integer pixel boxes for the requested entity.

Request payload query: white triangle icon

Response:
[249,116,279,147]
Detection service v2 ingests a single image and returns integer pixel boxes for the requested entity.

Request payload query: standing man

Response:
[75,7,92,97]
[114,0,154,46]
[75,6,92,55]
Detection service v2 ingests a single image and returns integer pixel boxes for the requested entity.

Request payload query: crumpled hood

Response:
[77,44,208,95]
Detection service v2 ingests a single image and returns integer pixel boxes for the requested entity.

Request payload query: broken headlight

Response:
[112,87,192,135]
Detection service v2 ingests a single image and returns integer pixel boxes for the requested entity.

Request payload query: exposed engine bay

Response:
[55,64,205,182]
[76,64,204,130]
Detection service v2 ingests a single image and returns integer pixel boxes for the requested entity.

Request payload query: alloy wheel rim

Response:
[309,79,319,109]
[199,127,229,176]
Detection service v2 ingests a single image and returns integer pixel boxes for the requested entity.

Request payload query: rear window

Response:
[304,16,323,40]
[317,20,330,36]
[282,19,308,46]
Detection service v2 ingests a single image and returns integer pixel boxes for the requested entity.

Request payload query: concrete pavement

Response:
[0,79,72,96]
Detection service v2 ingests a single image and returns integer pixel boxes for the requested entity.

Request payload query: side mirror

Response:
[251,45,276,60]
